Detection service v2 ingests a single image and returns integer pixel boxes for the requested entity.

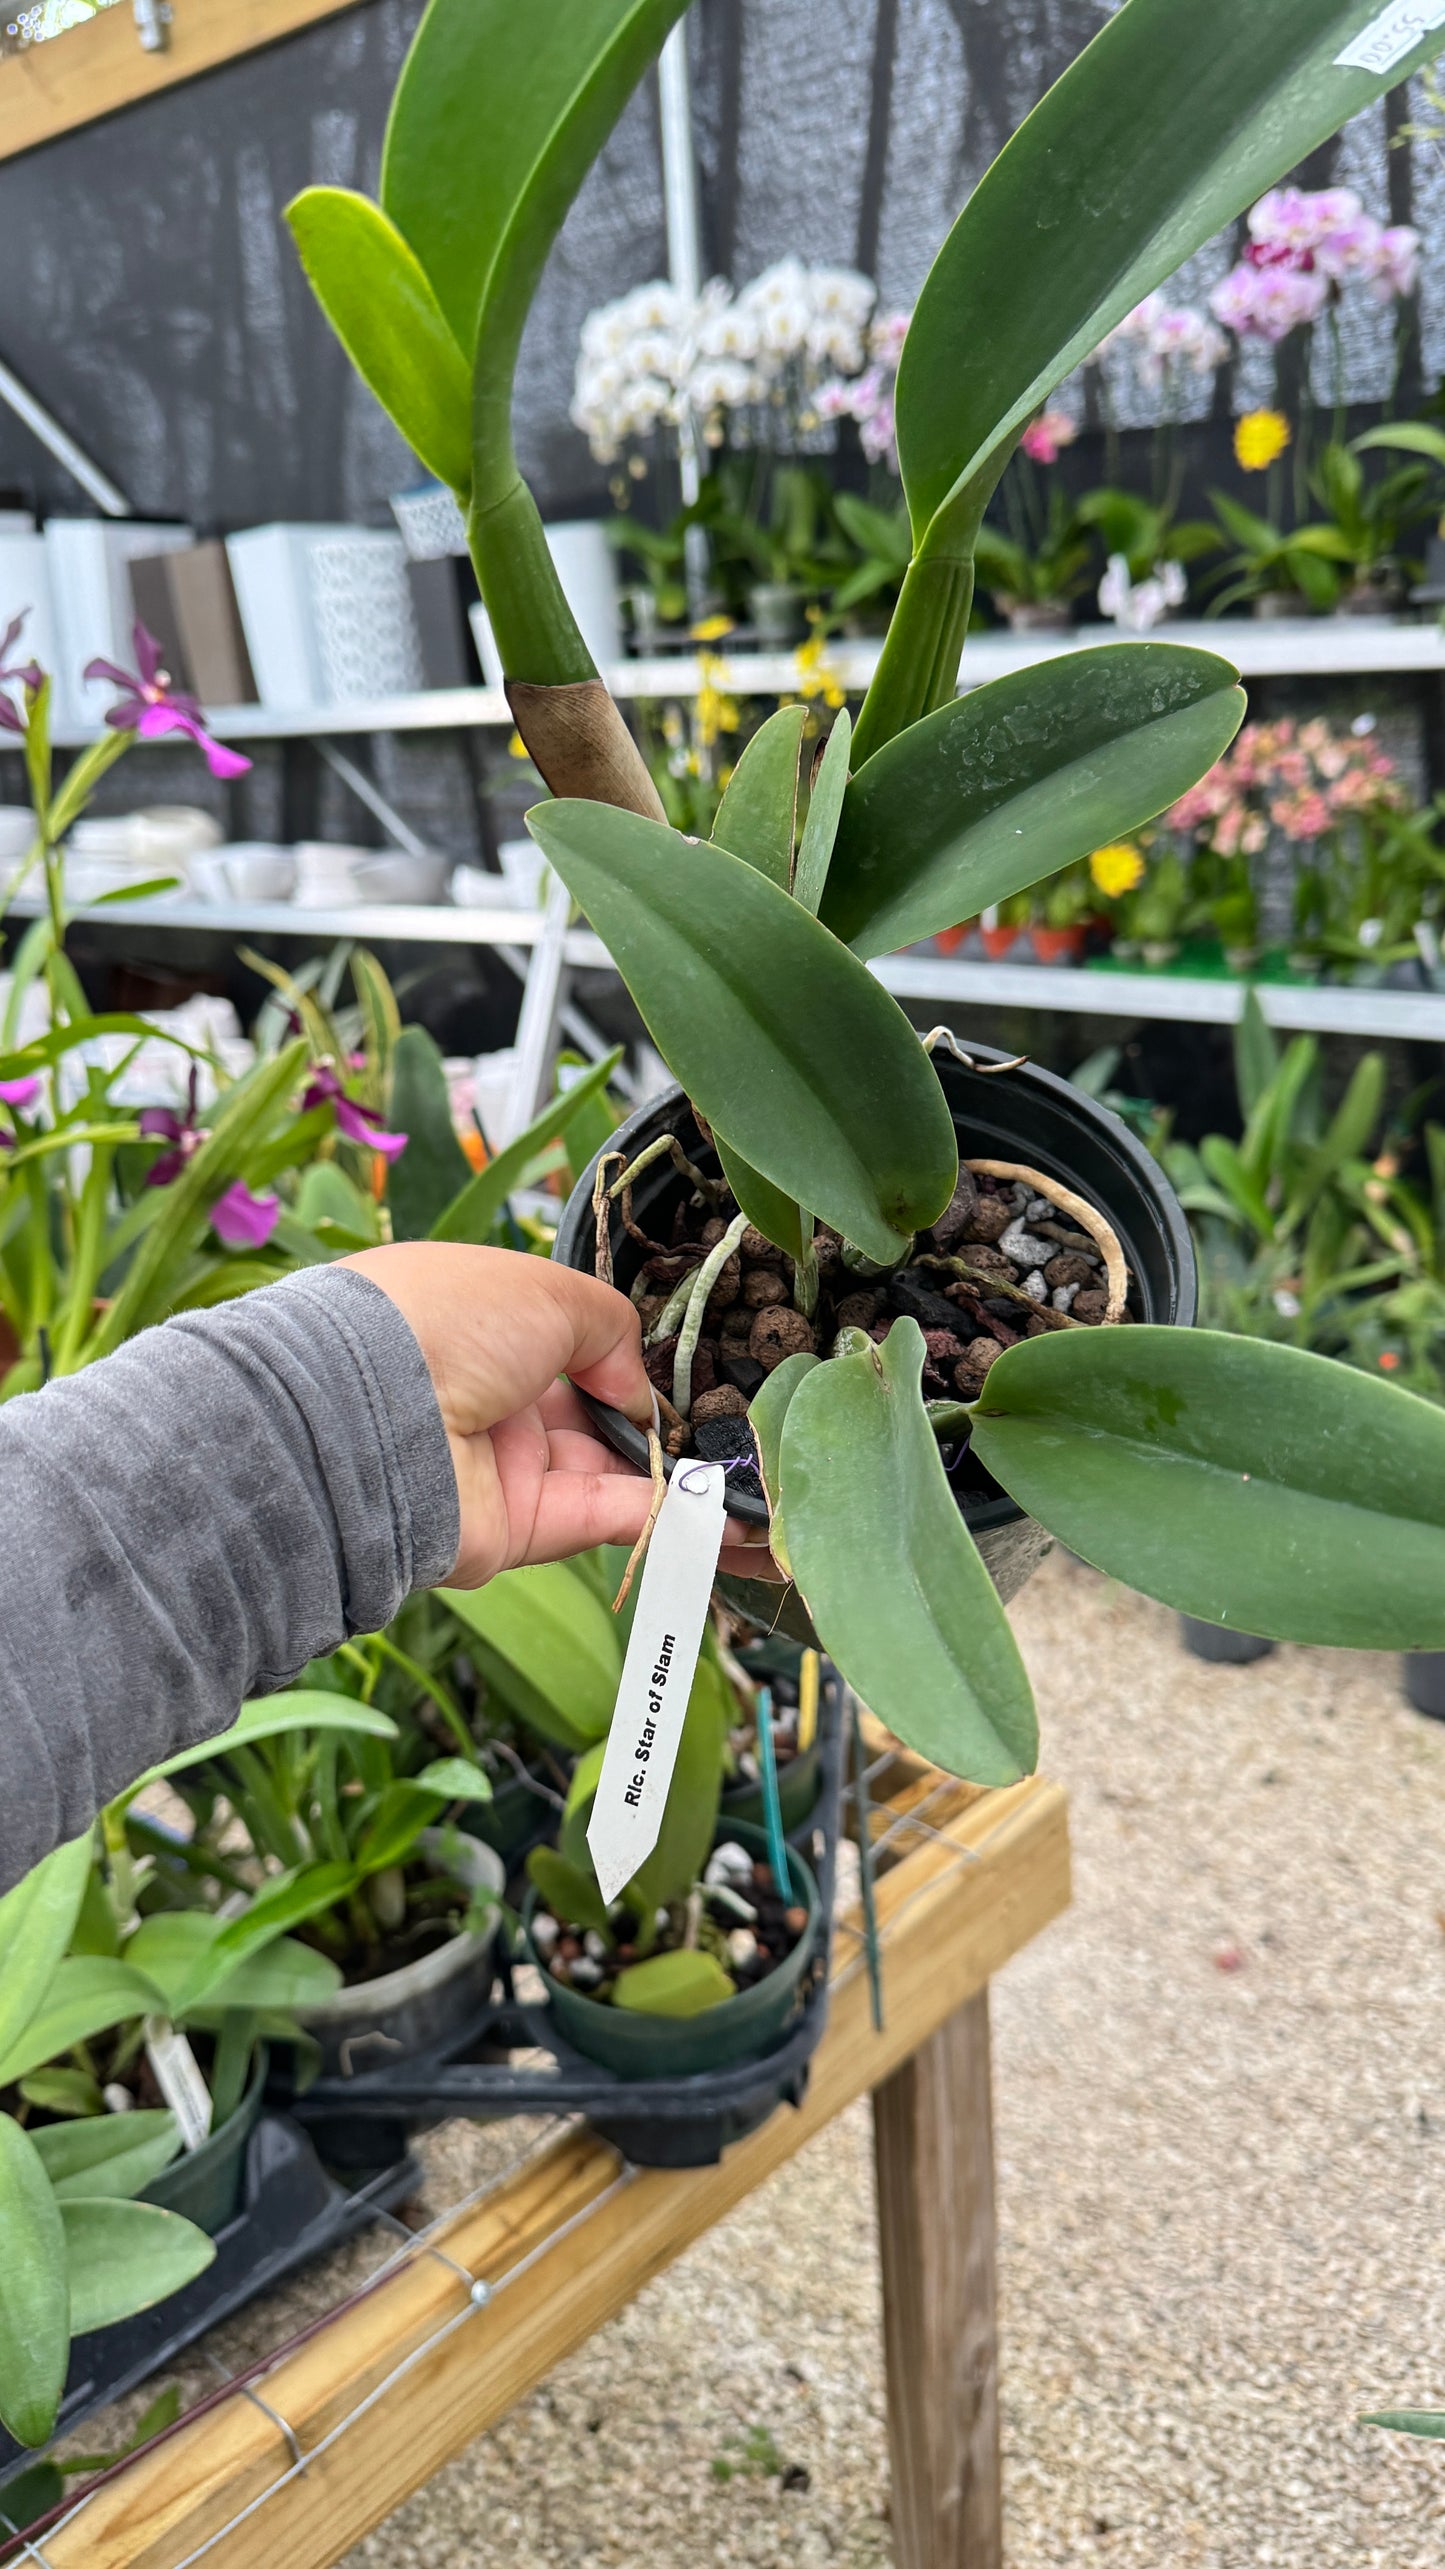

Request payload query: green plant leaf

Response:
[612,1948,734,2017]
[17,2071,105,2119]
[793,712,852,917]
[559,1740,607,1871]
[413,1757,494,1802]
[126,1691,398,1804]
[747,1351,820,1580]
[620,1649,733,1927]
[526,1845,612,1940]
[32,2110,181,2202]
[441,1562,622,1745]
[710,705,807,887]
[1232,990,1279,1121]
[61,2198,215,2339]
[822,646,1244,958]
[430,1047,623,1243]
[0,1959,169,2090]
[712,1137,810,1269]
[969,1326,1445,1648]
[894,0,1445,548]
[0,1835,93,2071]
[295,1160,382,1245]
[780,1319,1038,1783]
[527,802,958,1264]
[123,1914,339,2016]
[1354,423,1445,469]
[1359,2409,1445,2438]
[285,189,473,495]
[384,1024,473,1241]
[0,2117,68,2449]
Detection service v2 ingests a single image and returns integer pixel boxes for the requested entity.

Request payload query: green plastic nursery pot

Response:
[552,1047,1196,1611]
[527,1821,821,2082]
[719,1738,822,1835]
[140,2046,268,2237]
[293,1831,507,2082]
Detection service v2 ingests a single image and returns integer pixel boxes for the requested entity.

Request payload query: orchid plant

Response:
[290,0,1445,1784]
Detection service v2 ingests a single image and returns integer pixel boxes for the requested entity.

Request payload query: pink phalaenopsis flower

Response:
[1021,409,1077,464]
[1248,186,1363,254]
[1270,789,1333,841]
[302,1062,408,1160]
[1209,259,1328,343]
[84,623,253,781]
[210,1180,280,1250]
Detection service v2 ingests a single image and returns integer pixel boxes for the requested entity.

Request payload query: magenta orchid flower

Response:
[139,1068,207,1188]
[0,1075,41,1112]
[302,1062,408,1160]
[0,612,43,739]
[210,1180,281,1250]
[84,623,253,782]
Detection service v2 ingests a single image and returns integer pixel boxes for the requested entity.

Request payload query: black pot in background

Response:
[552,1047,1196,1609]
[1402,1652,1445,1719]
[1178,1613,1275,1666]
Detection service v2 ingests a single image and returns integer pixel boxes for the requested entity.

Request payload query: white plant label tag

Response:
[144,2019,213,2152]
[587,1461,728,1904]
[1335,1,1445,73]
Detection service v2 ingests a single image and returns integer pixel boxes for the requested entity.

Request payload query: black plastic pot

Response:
[1178,1614,1276,1666]
[141,2046,268,2235]
[1402,1651,1445,1719]
[552,1046,1196,1605]
[720,1738,821,1834]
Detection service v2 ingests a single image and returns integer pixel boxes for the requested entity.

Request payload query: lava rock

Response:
[889,1268,963,1332]
[692,1383,749,1423]
[922,1327,966,1375]
[643,1335,679,1392]
[929,1166,980,1249]
[1073,1287,1109,1324]
[959,1244,1015,1285]
[1044,1250,1097,1290]
[957,1197,1013,1245]
[939,1291,981,1341]
[643,1251,696,1286]
[740,1225,784,1267]
[750,1306,816,1370]
[835,1288,883,1331]
[742,1267,789,1308]
[693,1414,764,1498]
[953,1338,1003,1393]
[720,1353,767,1398]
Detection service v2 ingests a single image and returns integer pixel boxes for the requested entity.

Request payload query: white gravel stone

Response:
[1000,1218,1055,1269]
[1022,1269,1047,1301]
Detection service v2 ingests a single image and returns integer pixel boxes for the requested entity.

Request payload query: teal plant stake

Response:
[754,1688,792,1900]
[850,1697,884,2035]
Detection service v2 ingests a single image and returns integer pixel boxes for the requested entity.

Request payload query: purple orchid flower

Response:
[0,611,43,739]
[0,1076,41,1112]
[210,1180,281,1250]
[84,622,253,782]
[139,1067,207,1188]
[302,1061,408,1161]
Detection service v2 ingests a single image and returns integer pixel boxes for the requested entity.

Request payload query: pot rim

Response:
[295,1829,505,2027]
[522,1827,819,2028]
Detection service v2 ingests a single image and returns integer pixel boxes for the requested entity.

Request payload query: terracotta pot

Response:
[934,921,975,955]
[1030,924,1086,964]
[980,923,1022,960]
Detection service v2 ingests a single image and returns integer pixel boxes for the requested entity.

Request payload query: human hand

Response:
[340,1244,779,1589]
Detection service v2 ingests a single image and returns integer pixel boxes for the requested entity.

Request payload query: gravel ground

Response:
[54,1552,1445,2562]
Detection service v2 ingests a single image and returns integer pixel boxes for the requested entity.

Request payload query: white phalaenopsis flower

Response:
[1098,552,1187,633]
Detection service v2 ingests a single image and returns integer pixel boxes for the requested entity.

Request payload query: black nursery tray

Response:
[284,1672,848,2173]
[0,2115,417,2493]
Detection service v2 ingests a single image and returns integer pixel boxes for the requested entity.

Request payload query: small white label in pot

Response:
[144,2019,213,2152]
[587,1461,728,1904]
[1335,1,1445,72]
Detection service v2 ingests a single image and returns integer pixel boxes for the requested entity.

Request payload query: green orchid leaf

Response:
[526,1846,612,1940]
[431,1047,623,1243]
[620,1649,733,1928]
[780,1319,1038,1783]
[1359,2410,1445,2439]
[895,0,1445,550]
[747,1351,820,1580]
[0,2117,68,2449]
[823,646,1243,958]
[527,801,958,1265]
[969,1327,1445,1648]
[0,1835,93,2070]
[385,1023,473,1242]
[559,1740,607,1872]
[125,1914,342,2016]
[1354,423,1445,470]
[62,2198,215,2339]
[442,1560,622,1746]
[0,1959,169,2090]
[710,705,807,888]
[32,2110,181,2203]
[712,1136,810,1269]
[1232,990,1279,1120]
[612,1949,735,2017]
[129,1691,398,1803]
[412,1757,494,1803]
[381,0,689,380]
[793,712,852,917]
[17,2071,105,2119]
[285,188,473,495]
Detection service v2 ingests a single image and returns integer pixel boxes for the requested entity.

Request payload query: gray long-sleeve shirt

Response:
[0,1266,459,1893]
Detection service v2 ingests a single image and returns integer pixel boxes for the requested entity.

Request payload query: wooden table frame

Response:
[24,1741,1070,2569]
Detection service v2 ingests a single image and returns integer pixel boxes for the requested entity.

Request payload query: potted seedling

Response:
[290,0,1445,1784]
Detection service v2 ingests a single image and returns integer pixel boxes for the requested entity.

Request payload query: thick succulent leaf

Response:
[613,1949,734,2016]
[62,2198,215,2339]
[0,2118,68,2449]
[385,1024,473,1242]
[823,646,1244,958]
[747,1352,820,1580]
[897,0,1445,546]
[710,706,807,888]
[33,2111,181,2203]
[712,1136,810,1268]
[0,1960,169,2091]
[441,1562,622,1745]
[431,1046,623,1243]
[381,0,688,368]
[793,712,852,917]
[0,1836,92,2071]
[969,1328,1445,1647]
[528,802,958,1264]
[284,189,472,495]
[780,1320,1038,1783]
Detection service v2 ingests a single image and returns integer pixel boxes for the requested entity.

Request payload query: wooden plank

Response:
[39,1773,1069,2569]
[0,0,366,164]
[873,1991,1001,2569]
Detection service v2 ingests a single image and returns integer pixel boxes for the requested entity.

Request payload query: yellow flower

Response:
[694,651,740,750]
[690,613,735,643]
[507,730,529,760]
[792,635,847,710]
[1089,842,1145,899]
[1233,409,1291,473]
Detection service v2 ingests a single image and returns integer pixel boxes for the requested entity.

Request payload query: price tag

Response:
[1335,1,1445,73]
[144,2019,213,2153]
[587,1461,728,1904]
